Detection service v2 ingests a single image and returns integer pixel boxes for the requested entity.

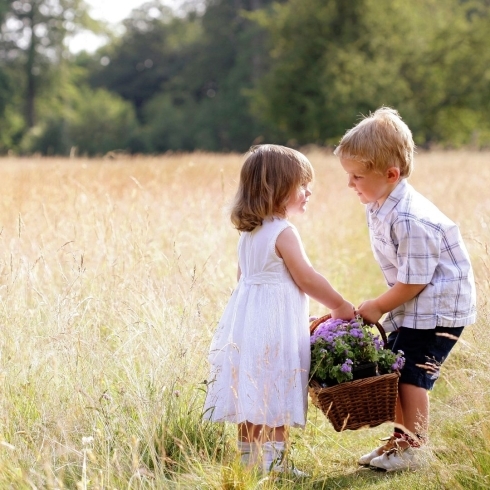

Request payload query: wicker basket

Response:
[309,315,399,432]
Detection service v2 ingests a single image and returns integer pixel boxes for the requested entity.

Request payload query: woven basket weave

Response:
[309,314,399,432]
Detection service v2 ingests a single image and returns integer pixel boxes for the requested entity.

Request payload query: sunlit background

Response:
[1,1,489,157]
[69,0,190,52]
[0,1,490,488]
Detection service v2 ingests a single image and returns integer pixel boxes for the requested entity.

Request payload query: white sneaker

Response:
[358,436,398,466]
[270,466,308,478]
[262,442,308,477]
[369,446,422,472]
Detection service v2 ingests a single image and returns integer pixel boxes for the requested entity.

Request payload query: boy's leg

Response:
[370,326,463,471]
[398,383,429,441]
[395,394,404,429]
[359,331,405,466]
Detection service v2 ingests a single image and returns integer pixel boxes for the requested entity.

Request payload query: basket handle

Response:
[310,314,388,345]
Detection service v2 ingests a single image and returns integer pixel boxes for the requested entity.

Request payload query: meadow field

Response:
[0,150,488,489]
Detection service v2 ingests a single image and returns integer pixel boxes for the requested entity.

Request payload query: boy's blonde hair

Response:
[231,144,314,232]
[334,107,415,177]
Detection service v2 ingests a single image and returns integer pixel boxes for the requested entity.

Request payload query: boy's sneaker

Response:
[369,446,422,472]
[358,435,399,466]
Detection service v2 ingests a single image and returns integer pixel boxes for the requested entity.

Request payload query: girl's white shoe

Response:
[237,441,259,467]
[262,441,308,477]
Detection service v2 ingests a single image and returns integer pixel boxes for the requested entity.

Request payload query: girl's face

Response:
[286,182,312,216]
[340,158,399,207]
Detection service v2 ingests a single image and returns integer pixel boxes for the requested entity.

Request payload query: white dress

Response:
[203,217,310,428]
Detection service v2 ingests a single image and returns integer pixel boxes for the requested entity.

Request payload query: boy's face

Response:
[340,158,398,206]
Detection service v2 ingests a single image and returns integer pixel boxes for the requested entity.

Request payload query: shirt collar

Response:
[367,179,409,221]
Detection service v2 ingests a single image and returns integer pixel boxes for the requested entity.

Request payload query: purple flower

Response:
[373,337,384,350]
[391,351,406,370]
[341,360,353,373]
[310,316,406,383]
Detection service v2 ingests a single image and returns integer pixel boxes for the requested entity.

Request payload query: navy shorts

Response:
[386,326,464,390]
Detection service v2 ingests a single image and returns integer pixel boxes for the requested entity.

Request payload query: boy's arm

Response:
[357,282,427,324]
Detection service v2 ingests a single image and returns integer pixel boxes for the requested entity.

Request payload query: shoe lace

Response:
[385,446,403,458]
[380,436,398,452]
[382,434,416,458]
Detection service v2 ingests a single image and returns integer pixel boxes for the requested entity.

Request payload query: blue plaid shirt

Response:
[367,179,476,331]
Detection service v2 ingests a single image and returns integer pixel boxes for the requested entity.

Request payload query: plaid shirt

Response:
[367,179,476,331]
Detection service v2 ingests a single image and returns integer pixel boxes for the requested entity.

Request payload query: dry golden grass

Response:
[0,150,488,488]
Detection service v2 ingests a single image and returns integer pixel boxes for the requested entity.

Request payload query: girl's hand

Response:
[331,300,356,320]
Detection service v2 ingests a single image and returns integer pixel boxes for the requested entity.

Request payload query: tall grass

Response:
[0,150,488,488]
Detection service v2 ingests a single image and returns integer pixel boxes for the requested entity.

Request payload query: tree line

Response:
[1,0,489,156]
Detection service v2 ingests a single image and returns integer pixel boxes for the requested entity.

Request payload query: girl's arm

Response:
[276,226,354,319]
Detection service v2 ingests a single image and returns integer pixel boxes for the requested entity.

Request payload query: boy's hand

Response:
[331,300,356,320]
[357,300,383,324]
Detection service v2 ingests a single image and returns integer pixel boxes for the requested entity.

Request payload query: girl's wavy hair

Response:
[334,107,415,177]
[231,145,314,232]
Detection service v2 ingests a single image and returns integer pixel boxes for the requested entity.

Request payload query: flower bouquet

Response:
[308,315,403,432]
[310,316,405,387]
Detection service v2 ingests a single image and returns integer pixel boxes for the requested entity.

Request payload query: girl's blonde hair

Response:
[231,144,314,232]
[334,107,415,177]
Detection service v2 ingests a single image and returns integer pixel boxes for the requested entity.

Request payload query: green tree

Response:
[89,0,284,152]
[0,67,25,152]
[2,0,95,128]
[68,87,138,155]
[411,0,490,146]
[88,2,199,117]
[252,0,490,147]
[18,64,138,156]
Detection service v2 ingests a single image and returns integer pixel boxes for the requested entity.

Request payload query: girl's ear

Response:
[386,167,401,183]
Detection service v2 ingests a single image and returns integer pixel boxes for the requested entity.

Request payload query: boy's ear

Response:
[386,167,401,183]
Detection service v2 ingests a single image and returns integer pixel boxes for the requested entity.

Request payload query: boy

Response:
[334,107,476,472]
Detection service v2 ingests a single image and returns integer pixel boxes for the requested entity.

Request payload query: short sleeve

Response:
[393,218,441,284]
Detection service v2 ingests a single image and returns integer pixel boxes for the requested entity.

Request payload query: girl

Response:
[203,145,354,474]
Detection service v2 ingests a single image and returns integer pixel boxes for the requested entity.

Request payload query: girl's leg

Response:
[237,422,263,467]
[264,425,286,443]
[262,426,286,473]
[238,421,264,443]
[262,425,306,475]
